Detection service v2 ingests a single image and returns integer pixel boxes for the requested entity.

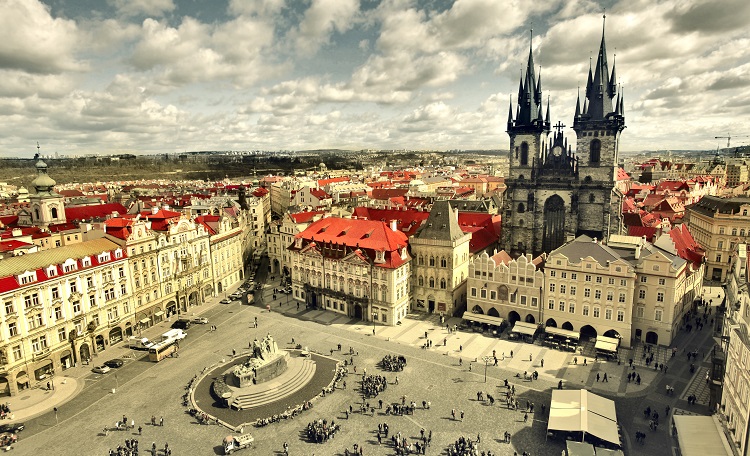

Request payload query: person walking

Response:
[603,372,608,382]
[596,373,600,382]
[159,416,164,427]
[138,425,142,435]
[460,410,464,421]
[451,409,456,420]
[524,413,528,423]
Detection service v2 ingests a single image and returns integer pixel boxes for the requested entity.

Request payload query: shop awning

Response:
[511,321,538,336]
[595,336,620,353]
[545,326,580,341]
[154,311,164,317]
[139,318,150,324]
[673,415,733,456]
[461,312,504,327]
[548,390,619,447]
[15,374,29,384]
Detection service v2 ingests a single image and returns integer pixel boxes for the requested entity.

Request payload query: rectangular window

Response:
[637,306,645,318]
[560,285,566,294]
[520,296,527,305]
[570,286,576,296]
[639,289,646,299]
[549,283,556,293]
[605,309,612,320]
[561,272,567,279]
[655,309,663,321]
[471,288,477,297]
[569,303,575,313]
[4,301,14,315]
[606,292,614,301]
[12,345,21,361]
[55,306,63,320]
[608,277,615,285]
[658,278,666,285]
[548,299,554,310]
[86,277,94,289]
[571,273,577,280]
[583,306,589,316]
[585,275,592,282]
[584,288,591,298]
[531,297,538,307]
[104,288,115,301]
[70,282,77,294]
[620,279,627,286]
[51,287,60,300]
[640,276,647,283]
[593,307,600,318]
[550,270,556,277]
[617,310,624,322]
[619,293,626,303]
[8,322,17,337]
[58,327,67,343]
[120,284,127,296]
[657,292,664,302]
[595,290,601,299]
[596,276,603,284]
[72,301,81,314]
[490,291,497,300]
[559,301,565,311]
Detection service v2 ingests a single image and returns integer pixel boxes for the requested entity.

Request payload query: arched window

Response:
[520,142,529,166]
[584,176,592,183]
[418,276,424,286]
[440,257,447,268]
[51,207,58,219]
[517,203,525,213]
[440,278,447,289]
[741,229,746,237]
[429,256,435,267]
[34,208,40,220]
[429,277,435,288]
[589,194,595,203]
[590,139,601,163]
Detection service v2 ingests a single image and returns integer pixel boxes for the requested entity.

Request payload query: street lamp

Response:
[483,356,491,383]
[372,311,377,335]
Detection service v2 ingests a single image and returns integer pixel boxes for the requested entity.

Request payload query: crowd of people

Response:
[361,373,388,398]
[107,438,139,456]
[254,401,314,427]
[0,403,12,420]
[379,354,407,371]
[305,418,340,443]
[446,434,483,456]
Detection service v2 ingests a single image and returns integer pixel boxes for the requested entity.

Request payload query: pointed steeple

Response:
[574,86,581,118]
[509,27,547,132]
[587,13,615,120]
[585,56,594,101]
[614,91,620,116]
[507,96,514,129]
[545,96,551,124]
[609,52,618,96]
[618,87,624,116]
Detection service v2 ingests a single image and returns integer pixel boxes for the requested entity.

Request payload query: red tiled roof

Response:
[252,187,269,197]
[309,188,331,200]
[318,177,350,187]
[627,226,657,242]
[104,217,134,240]
[48,222,79,233]
[65,203,128,222]
[616,168,631,181]
[141,208,182,231]
[0,215,18,227]
[656,181,690,192]
[195,215,220,235]
[58,189,85,197]
[293,217,410,269]
[290,211,325,224]
[372,188,408,200]
[491,250,513,265]
[668,224,704,268]
[0,240,33,253]
[457,213,501,254]
[352,207,429,237]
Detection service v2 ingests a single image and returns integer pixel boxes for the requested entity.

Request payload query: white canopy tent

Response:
[673,415,733,456]
[595,336,620,353]
[548,390,620,447]
[511,321,538,337]
[461,312,504,327]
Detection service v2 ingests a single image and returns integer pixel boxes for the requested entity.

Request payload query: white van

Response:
[128,337,154,350]
[160,329,187,344]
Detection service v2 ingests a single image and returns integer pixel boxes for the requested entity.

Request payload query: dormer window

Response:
[82,257,91,268]
[47,266,57,277]
[375,250,386,264]
[63,260,77,273]
[98,252,111,263]
[18,271,37,285]
[114,249,123,259]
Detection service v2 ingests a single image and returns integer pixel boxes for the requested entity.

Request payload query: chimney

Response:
[11,228,21,237]
[151,206,159,215]
[390,220,398,232]
[635,244,641,260]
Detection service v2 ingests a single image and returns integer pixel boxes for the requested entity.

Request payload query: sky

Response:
[0,0,749,158]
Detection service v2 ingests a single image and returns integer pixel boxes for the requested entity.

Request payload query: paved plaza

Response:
[7,267,722,455]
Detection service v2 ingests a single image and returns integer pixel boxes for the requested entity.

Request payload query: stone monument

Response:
[231,333,289,387]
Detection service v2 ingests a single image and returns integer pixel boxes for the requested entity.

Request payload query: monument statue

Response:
[231,333,287,388]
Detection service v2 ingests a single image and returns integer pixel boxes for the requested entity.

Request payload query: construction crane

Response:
[715,134,750,148]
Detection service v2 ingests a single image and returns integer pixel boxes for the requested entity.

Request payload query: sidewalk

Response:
[5,279,248,425]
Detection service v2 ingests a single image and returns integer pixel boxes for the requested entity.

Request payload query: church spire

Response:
[545,95,551,124]
[574,86,581,118]
[509,27,547,132]
[587,13,615,120]
[507,95,514,130]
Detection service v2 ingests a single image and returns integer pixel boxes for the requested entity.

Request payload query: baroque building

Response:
[503,19,625,255]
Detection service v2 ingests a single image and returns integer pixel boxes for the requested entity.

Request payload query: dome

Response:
[35,160,48,169]
[30,159,56,193]
[18,186,28,194]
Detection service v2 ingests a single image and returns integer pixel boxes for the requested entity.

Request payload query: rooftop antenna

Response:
[35,142,40,160]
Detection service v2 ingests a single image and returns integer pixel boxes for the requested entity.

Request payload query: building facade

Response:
[466,251,545,324]
[686,196,750,282]
[0,239,130,397]
[502,21,625,256]
[410,201,471,316]
[288,217,411,325]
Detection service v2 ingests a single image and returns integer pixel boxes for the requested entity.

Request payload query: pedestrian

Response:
[451,409,456,420]
[460,410,464,421]
[160,416,164,427]
[459,357,463,366]
[541,359,544,367]
[444,338,447,346]
[138,425,142,435]
[574,357,578,365]
[596,373,600,382]
[603,373,608,382]
[584,358,587,366]
[524,413,528,423]
[232,349,236,357]
[529,354,532,361]
[460,345,463,352]
[510,350,514,357]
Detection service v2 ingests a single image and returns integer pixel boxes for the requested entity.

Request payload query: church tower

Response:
[502,17,624,255]
[572,14,625,241]
[28,146,66,228]
[502,31,551,254]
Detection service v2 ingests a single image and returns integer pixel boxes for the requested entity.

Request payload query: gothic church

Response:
[502,18,625,256]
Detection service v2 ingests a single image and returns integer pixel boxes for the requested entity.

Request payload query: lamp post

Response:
[483,356,491,383]
[372,311,377,336]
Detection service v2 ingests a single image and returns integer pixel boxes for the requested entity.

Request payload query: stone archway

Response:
[545,318,557,328]
[645,331,659,345]
[79,343,91,362]
[15,371,29,392]
[580,325,597,340]
[109,327,123,345]
[0,376,8,397]
[487,307,500,318]
[508,311,521,324]
[353,304,363,319]
[603,329,621,339]
[95,335,105,352]
[525,314,536,323]
[562,321,574,331]
[471,305,484,314]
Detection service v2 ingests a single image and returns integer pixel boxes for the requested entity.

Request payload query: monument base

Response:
[231,352,289,387]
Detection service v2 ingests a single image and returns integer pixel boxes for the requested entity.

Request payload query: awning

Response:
[545,326,580,341]
[512,321,538,336]
[548,390,620,446]
[566,441,596,456]
[15,374,29,384]
[673,415,733,456]
[139,318,150,324]
[595,336,620,353]
[461,312,504,327]
[594,449,624,456]
[154,311,164,317]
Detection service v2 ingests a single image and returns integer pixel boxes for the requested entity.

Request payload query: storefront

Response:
[33,359,54,381]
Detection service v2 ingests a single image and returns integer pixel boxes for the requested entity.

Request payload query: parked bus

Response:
[148,340,179,362]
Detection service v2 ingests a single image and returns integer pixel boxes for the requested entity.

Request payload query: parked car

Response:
[0,423,24,433]
[104,359,124,368]
[92,365,110,374]
[220,298,232,304]
[171,319,191,330]
[192,317,208,324]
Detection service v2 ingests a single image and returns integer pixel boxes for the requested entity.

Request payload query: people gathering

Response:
[306,418,340,443]
[361,373,388,398]
[379,354,407,372]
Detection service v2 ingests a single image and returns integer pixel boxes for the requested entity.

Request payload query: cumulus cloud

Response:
[292,0,360,54]
[0,0,84,74]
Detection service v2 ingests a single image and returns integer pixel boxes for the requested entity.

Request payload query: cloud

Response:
[669,0,750,34]
[292,0,360,54]
[227,0,286,17]
[109,0,175,18]
[0,0,84,74]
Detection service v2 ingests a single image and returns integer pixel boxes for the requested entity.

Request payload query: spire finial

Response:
[603,9,606,34]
